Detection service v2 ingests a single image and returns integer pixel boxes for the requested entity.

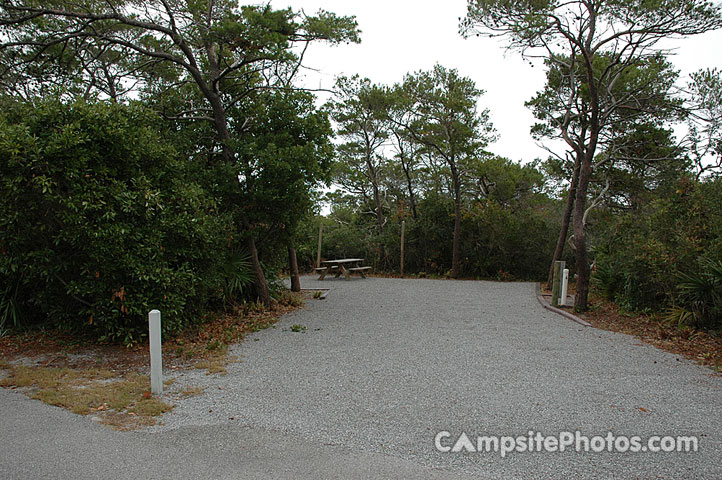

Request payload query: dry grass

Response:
[193,354,239,376]
[0,290,307,429]
[99,411,159,431]
[180,385,204,398]
[0,364,173,425]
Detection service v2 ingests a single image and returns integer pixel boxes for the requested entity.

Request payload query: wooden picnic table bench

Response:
[313,265,337,280]
[348,266,371,278]
[318,258,371,280]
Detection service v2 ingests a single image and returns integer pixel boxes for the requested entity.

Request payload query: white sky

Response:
[271,0,722,164]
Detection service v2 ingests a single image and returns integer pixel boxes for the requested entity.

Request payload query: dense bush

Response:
[592,176,722,329]
[297,188,562,281]
[667,258,722,328]
[0,99,233,343]
[459,198,560,279]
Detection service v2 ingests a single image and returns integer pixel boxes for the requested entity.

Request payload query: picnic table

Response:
[315,258,371,280]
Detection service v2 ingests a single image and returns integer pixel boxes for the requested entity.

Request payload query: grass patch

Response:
[194,354,238,376]
[99,411,158,430]
[1,365,82,389]
[0,289,307,429]
[180,385,204,397]
[0,364,173,426]
[193,356,228,375]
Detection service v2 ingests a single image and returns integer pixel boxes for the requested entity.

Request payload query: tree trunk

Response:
[400,157,418,219]
[207,93,234,164]
[393,132,418,220]
[288,245,301,292]
[205,87,275,306]
[572,156,593,312]
[547,155,581,287]
[367,157,386,267]
[450,164,461,278]
[373,181,384,268]
[247,236,271,306]
[451,198,461,278]
[372,181,384,234]
[573,46,603,312]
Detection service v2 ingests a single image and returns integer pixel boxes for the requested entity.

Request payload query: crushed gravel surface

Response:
[150,276,722,479]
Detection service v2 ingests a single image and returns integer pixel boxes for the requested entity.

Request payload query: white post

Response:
[560,269,569,307]
[148,309,163,395]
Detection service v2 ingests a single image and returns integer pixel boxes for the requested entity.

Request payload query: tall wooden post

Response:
[400,220,406,277]
[552,260,565,307]
[316,224,323,268]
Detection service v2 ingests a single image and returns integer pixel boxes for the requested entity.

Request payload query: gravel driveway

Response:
[153,276,722,479]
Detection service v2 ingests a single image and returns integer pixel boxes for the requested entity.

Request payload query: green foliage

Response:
[463,0,722,309]
[327,65,498,276]
[0,98,231,344]
[404,192,456,273]
[401,64,495,157]
[0,1,356,335]
[592,259,624,301]
[666,258,722,329]
[0,2,359,104]
[593,176,722,327]
[300,156,560,280]
[220,250,254,307]
[231,89,335,240]
[0,285,20,337]
[687,67,722,176]
[459,197,558,279]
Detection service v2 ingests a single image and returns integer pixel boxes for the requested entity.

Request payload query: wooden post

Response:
[552,260,565,307]
[316,223,323,268]
[148,310,162,395]
[551,261,561,307]
[400,220,406,277]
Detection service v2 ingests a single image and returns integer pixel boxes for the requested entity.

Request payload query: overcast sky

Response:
[270,0,722,164]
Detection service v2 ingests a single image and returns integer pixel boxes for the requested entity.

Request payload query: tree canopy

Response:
[462,0,722,310]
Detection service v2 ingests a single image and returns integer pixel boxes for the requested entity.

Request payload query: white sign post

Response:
[148,309,163,395]
[560,269,569,307]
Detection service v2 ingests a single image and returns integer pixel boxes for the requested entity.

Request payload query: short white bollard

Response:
[148,309,163,395]
[560,269,569,307]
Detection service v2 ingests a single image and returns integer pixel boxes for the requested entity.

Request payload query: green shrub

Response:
[220,250,254,307]
[592,256,623,301]
[298,183,561,280]
[0,99,231,344]
[665,258,722,329]
[592,176,722,324]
